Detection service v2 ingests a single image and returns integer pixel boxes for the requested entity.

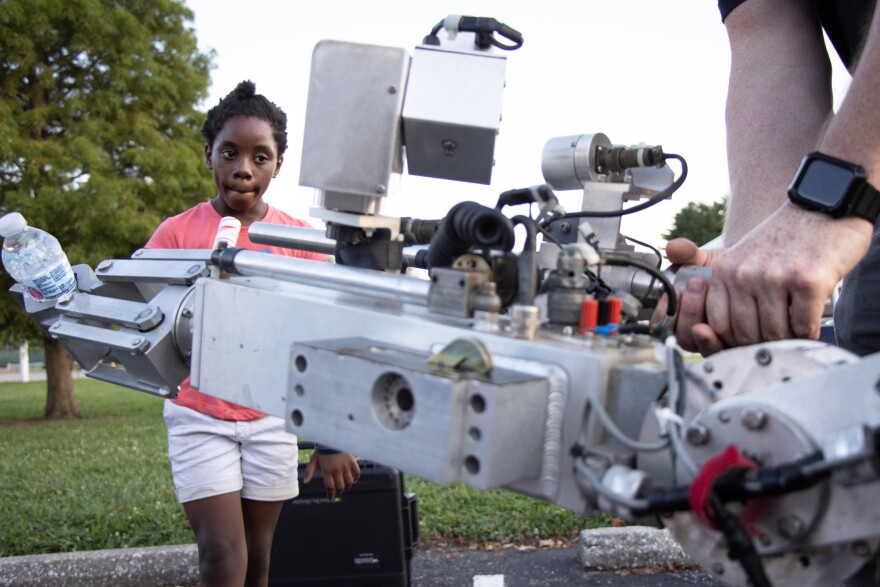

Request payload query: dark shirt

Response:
[718,0,875,71]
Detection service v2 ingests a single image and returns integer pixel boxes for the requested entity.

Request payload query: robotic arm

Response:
[12,17,880,587]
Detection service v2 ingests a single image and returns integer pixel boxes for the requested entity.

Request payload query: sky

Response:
[184,0,851,251]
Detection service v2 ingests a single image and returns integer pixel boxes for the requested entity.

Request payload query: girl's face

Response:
[206,116,283,219]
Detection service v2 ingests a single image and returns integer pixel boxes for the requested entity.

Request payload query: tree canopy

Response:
[663,198,727,247]
[0,0,215,345]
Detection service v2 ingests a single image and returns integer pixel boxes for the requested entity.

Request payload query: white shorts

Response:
[163,400,300,504]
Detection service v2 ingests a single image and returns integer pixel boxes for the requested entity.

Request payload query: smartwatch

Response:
[787,151,880,222]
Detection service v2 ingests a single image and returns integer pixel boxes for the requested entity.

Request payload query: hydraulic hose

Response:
[424,201,515,269]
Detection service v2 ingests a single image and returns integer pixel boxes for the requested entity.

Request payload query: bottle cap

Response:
[0,212,27,237]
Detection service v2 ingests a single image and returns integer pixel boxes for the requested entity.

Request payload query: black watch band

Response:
[850,181,880,222]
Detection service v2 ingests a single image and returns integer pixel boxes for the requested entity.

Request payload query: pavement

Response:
[0,527,698,587]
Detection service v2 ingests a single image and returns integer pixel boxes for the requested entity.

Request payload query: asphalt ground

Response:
[0,527,727,587]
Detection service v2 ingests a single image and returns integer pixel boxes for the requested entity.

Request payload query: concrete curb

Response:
[0,527,692,586]
[578,526,696,571]
[0,544,197,587]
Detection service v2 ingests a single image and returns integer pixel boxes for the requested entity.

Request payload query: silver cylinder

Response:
[248,223,337,255]
[541,133,613,190]
[248,222,428,269]
[228,249,430,306]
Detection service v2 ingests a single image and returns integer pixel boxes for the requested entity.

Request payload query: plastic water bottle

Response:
[0,212,76,301]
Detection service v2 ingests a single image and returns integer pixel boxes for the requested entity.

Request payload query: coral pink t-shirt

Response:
[146,201,326,420]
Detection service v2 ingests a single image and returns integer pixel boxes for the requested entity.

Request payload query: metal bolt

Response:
[717,410,731,424]
[559,222,571,234]
[135,308,154,321]
[755,348,772,366]
[387,85,397,94]
[133,249,143,257]
[188,264,201,274]
[778,515,805,539]
[181,309,193,318]
[130,337,143,347]
[376,184,386,195]
[686,424,710,446]
[442,140,457,156]
[852,540,871,557]
[97,260,113,272]
[741,408,767,430]
[703,362,714,374]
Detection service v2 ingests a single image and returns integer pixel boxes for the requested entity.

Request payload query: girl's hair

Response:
[201,80,288,155]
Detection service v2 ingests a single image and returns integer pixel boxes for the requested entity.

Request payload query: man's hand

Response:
[653,238,726,355]
[706,203,870,349]
[304,451,361,500]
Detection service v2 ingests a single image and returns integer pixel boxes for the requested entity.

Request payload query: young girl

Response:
[146,80,360,587]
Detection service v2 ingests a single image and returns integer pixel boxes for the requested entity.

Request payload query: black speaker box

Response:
[269,460,419,587]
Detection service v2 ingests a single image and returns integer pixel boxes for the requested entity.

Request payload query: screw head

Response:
[686,424,710,446]
[741,408,767,430]
[778,515,805,539]
[852,540,871,557]
[755,348,772,366]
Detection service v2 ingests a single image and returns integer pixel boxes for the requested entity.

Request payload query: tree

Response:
[663,198,727,247]
[0,0,214,418]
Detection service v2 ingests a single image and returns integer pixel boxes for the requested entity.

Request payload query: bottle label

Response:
[212,216,241,250]
[23,258,76,301]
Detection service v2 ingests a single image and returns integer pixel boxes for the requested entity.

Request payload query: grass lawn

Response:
[0,379,602,557]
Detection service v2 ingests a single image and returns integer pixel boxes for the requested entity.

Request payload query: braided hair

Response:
[201,80,288,155]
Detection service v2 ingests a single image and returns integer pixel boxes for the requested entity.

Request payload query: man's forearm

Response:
[722,0,833,246]
[818,4,880,183]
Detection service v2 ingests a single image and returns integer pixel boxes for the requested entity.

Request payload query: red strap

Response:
[688,444,765,533]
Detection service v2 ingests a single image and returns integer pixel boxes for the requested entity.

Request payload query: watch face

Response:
[798,159,856,208]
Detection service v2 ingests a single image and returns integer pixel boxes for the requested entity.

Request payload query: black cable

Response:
[709,492,772,587]
[637,451,829,515]
[487,34,523,51]
[622,235,663,269]
[536,224,564,249]
[602,253,677,319]
[621,235,664,308]
[541,154,688,226]
[426,16,523,51]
